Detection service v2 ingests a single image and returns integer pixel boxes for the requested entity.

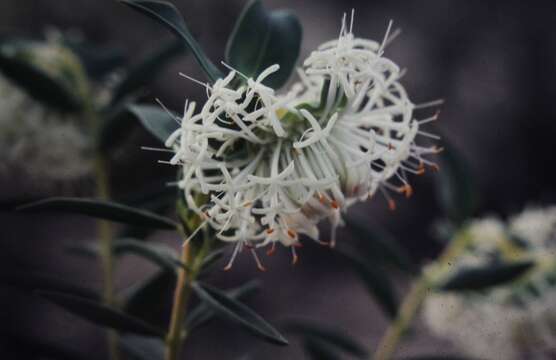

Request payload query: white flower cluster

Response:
[165,15,439,269]
[0,73,92,186]
[423,207,556,360]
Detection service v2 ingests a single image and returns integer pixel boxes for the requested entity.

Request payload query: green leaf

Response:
[335,247,398,318]
[302,337,342,360]
[122,270,176,329]
[226,0,302,89]
[111,40,186,106]
[191,282,288,345]
[440,260,534,291]
[185,279,261,331]
[113,238,184,272]
[283,319,368,358]
[346,218,414,273]
[0,272,98,299]
[17,197,178,230]
[37,290,164,337]
[0,40,83,112]
[127,104,179,144]
[119,0,223,82]
[120,335,165,360]
[435,139,477,225]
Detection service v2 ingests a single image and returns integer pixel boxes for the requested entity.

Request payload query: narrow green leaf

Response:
[114,238,184,272]
[346,218,414,273]
[283,319,368,358]
[119,0,223,82]
[120,335,165,360]
[122,270,176,329]
[111,39,186,105]
[37,291,164,337]
[0,40,83,111]
[185,279,261,331]
[435,139,477,225]
[440,260,534,291]
[191,282,288,345]
[226,0,302,89]
[335,247,398,318]
[303,337,342,360]
[0,272,98,299]
[17,197,178,230]
[127,104,179,144]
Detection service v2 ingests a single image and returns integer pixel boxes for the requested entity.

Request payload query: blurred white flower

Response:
[0,73,92,186]
[423,207,556,360]
[165,13,439,269]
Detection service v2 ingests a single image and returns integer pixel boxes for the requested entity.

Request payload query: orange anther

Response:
[291,253,299,265]
[331,200,340,209]
[266,228,275,234]
[388,199,397,211]
[266,243,276,256]
[398,184,413,198]
[430,164,440,172]
[287,229,297,239]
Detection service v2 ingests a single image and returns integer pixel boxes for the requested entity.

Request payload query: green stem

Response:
[94,154,119,360]
[373,232,471,360]
[165,229,211,360]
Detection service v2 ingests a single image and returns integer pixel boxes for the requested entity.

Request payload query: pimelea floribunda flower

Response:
[164,14,440,269]
[423,207,556,360]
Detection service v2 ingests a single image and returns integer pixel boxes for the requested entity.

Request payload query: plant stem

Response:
[165,241,193,360]
[94,154,119,360]
[373,232,471,360]
[373,277,430,360]
[165,230,211,360]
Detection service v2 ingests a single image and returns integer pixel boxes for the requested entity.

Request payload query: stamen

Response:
[250,248,267,272]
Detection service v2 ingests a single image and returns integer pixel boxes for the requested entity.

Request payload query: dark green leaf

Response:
[0,40,83,111]
[113,238,184,272]
[226,0,302,89]
[111,40,186,105]
[335,247,398,318]
[346,218,414,273]
[0,272,97,299]
[122,270,176,329]
[37,290,164,337]
[127,104,179,144]
[186,279,261,331]
[303,337,342,360]
[119,0,223,82]
[440,260,534,291]
[435,139,477,225]
[120,335,165,360]
[191,282,288,345]
[17,197,178,230]
[283,319,368,358]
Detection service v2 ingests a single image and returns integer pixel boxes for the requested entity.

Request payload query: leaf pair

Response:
[119,0,301,89]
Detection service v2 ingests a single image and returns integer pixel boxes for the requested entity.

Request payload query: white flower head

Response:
[0,73,92,187]
[164,12,440,269]
[423,206,556,360]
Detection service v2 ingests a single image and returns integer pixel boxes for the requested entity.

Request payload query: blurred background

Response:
[1,0,555,359]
